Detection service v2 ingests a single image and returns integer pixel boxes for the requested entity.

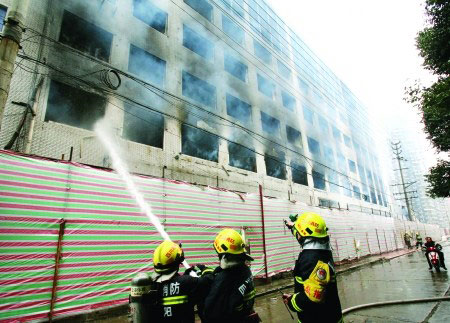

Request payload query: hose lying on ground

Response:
[342,296,450,315]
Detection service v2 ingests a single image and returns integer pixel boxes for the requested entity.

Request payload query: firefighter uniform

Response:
[288,249,343,322]
[201,228,258,323]
[284,212,344,323]
[153,270,213,322]
[202,264,256,322]
[150,240,214,323]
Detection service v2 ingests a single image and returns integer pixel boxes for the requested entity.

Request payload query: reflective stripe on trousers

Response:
[162,295,188,305]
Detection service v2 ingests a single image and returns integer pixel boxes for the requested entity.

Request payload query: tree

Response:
[408,0,450,198]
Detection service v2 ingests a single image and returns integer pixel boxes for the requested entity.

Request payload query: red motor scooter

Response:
[427,246,441,272]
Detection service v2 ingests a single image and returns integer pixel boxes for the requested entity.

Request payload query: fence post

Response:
[383,230,389,251]
[258,185,269,280]
[393,230,398,250]
[49,219,66,322]
[366,232,371,254]
[375,229,382,254]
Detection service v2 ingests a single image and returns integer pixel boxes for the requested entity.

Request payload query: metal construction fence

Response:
[0,150,444,322]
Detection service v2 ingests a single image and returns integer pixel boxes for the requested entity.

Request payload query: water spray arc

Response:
[95,120,191,270]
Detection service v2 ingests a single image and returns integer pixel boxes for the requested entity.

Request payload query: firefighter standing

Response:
[150,240,213,322]
[415,232,423,249]
[201,228,259,323]
[282,212,343,323]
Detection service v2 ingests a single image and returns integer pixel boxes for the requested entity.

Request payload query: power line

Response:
[15,25,395,205]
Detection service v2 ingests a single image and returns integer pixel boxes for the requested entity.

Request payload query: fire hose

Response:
[342,296,450,315]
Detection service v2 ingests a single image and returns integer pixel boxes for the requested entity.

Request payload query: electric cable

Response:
[14,52,395,212]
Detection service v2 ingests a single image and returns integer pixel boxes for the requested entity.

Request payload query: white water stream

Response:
[95,120,191,270]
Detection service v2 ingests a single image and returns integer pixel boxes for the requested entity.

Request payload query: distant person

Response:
[150,240,213,322]
[201,228,259,323]
[424,237,447,270]
[404,232,412,249]
[283,212,343,323]
[415,232,423,249]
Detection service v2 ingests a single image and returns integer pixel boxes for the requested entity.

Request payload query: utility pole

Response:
[0,0,29,133]
[391,141,417,221]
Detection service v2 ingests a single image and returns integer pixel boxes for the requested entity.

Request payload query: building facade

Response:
[390,118,450,227]
[0,0,392,214]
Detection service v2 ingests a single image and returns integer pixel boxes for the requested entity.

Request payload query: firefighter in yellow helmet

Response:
[201,228,260,323]
[283,212,343,323]
[151,240,213,322]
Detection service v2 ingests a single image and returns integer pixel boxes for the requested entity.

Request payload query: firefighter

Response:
[151,240,213,322]
[201,228,259,323]
[283,212,344,323]
[415,232,423,249]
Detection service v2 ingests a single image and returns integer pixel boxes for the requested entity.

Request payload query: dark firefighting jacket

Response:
[201,263,256,323]
[152,271,213,323]
[287,246,343,323]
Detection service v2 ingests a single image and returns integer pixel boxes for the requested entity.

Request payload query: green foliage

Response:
[408,1,450,198]
[417,1,450,75]
[425,160,450,198]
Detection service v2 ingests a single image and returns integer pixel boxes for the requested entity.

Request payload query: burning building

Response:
[0,0,392,211]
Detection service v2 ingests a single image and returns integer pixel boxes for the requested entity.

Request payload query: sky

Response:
[267,0,435,152]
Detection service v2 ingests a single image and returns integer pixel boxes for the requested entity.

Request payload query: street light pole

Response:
[0,0,29,133]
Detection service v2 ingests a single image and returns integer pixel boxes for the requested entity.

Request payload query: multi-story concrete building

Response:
[0,0,392,214]
[390,115,450,227]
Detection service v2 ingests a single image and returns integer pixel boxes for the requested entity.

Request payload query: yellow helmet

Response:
[293,212,328,239]
[153,240,185,274]
[214,228,253,260]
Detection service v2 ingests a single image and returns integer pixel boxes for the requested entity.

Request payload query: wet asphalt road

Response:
[255,245,450,323]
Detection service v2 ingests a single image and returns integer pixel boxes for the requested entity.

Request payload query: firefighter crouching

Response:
[283,212,344,323]
[150,240,213,323]
[201,228,260,323]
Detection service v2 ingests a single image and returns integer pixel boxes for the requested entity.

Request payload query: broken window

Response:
[182,71,216,109]
[254,39,272,65]
[307,137,320,156]
[343,134,352,148]
[298,77,309,95]
[370,189,377,204]
[328,172,340,193]
[318,116,329,134]
[59,10,113,62]
[182,124,218,162]
[323,145,335,167]
[281,91,296,111]
[183,24,214,61]
[222,14,244,44]
[337,153,347,173]
[332,126,342,142]
[228,142,256,172]
[341,175,353,197]
[348,159,356,173]
[133,0,167,33]
[353,185,361,199]
[286,126,301,147]
[184,0,213,22]
[123,103,164,148]
[278,60,291,80]
[129,45,166,86]
[261,112,280,137]
[312,170,326,190]
[45,80,105,130]
[303,105,314,124]
[226,94,251,124]
[265,155,286,180]
[224,53,247,82]
[0,6,7,31]
[291,162,308,186]
[221,0,245,18]
[257,74,275,98]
